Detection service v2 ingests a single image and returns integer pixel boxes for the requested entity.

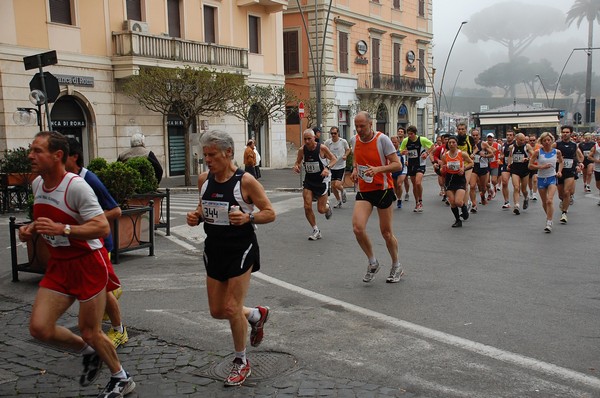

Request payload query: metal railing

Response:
[357,73,427,93]
[113,31,249,70]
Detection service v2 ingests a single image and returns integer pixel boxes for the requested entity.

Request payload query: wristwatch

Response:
[249,213,255,224]
[63,224,71,236]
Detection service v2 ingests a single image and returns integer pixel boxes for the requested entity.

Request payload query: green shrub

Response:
[87,157,108,174]
[126,157,158,194]
[0,147,31,173]
[96,162,141,206]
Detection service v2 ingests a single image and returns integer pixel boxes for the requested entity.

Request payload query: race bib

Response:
[407,149,418,159]
[474,154,480,163]
[304,161,321,173]
[357,165,373,183]
[202,200,230,225]
[479,156,489,168]
[513,154,525,163]
[447,160,460,171]
[564,158,573,168]
[42,234,70,248]
[583,150,590,157]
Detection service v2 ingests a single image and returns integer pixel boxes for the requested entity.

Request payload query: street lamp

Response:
[417,58,440,136]
[448,69,463,113]
[437,21,467,133]
[13,107,41,131]
[535,74,550,108]
[552,47,600,107]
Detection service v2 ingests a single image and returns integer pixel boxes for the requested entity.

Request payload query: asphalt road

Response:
[2,175,599,397]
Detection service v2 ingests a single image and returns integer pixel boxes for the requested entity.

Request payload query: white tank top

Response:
[537,148,557,179]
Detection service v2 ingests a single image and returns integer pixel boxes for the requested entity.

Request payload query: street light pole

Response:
[448,69,463,113]
[552,47,600,107]
[536,74,550,108]
[437,21,467,133]
[417,58,440,137]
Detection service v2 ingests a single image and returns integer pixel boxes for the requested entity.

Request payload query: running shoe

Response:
[585,184,591,193]
[404,193,409,201]
[308,230,322,241]
[334,202,342,209]
[249,306,270,347]
[386,264,404,283]
[531,193,538,201]
[502,201,511,209]
[363,260,380,283]
[415,202,423,213]
[79,352,103,387]
[325,201,332,219]
[560,212,568,224]
[97,374,135,397]
[452,219,463,228]
[442,194,447,202]
[470,205,478,214]
[224,358,251,387]
[513,205,520,215]
[439,189,444,196]
[544,220,553,233]
[481,195,487,205]
[461,207,469,220]
[523,197,529,210]
[341,190,347,203]
[397,200,402,209]
[107,326,129,349]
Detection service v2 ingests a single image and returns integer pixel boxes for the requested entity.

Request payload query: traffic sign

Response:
[298,101,305,117]
[30,72,60,103]
[573,112,582,125]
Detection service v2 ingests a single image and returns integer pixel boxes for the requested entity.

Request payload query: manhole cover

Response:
[196,351,297,382]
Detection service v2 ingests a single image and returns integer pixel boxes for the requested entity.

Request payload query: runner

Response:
[397,127,411,201]
[456,123,475,208]
[432,133,450,205]
[293,129,337,240]
[579,132,595,193]
[587,133,600,205]
[554,125,584,224]
[528,132,564,232]
[399,125,434,212]
[324,126,350,208]
[527,134,539,201]
[486,133,501,201]
[390,135,407,209]
[351,111,403,283]
[469,129,495,213]
[508,133,533,215]
[500,130,516,209]
[440,135,473,227]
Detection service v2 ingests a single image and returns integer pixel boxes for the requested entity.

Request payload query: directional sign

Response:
[298,101,305,117]
[23,50,58,70]
[573,112,582,125]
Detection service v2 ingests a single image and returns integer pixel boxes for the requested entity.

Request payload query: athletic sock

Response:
[235,350,247,365]
[112,367,127,379]
[451,207,460,221]
[247,307,260,324]
[111,324,124,334]
[80,344,95,356]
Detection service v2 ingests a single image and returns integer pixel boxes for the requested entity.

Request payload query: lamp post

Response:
[536,74,550,108]
[448,69,463,113]
[437,21,467,134]
[552,47,600,107]
[13,107,42,131]
[417,58,440,136]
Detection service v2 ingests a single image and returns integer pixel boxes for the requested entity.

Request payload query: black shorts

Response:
[583,159,592,167]
[203,235,260,282]
[529,169,538,177]
[303,180,328,197]
[595,171,600,181]
[356,188,396,209]
[407,165,426,176]
[558,171,575,185]
[510,168,529,178]
[500,164,509,173]
[330,168,344,181]
[444,173,467,191]
[474,166,489,176]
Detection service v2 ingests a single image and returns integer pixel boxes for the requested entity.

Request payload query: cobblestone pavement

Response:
[0,295,416,398]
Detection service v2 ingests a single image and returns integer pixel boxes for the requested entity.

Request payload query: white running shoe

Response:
[386,264,404,283]
[544,220,552,233]
[363,260,380,282]
[308,230,322,240]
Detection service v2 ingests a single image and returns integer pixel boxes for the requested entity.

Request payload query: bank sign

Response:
[54,74,95,87]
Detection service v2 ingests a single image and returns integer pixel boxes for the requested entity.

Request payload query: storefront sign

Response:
[356,40,368,55]
[167,119,184,127]
[54,74,95,87]
[51,119,86,127]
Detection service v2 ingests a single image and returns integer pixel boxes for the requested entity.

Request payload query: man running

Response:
[397,127,411,201]
[399,125,434,212]
[390,135,407,208]
[456,123,475,208]
[351,111,403,283]
[579,132,595,193]
[508,132,533,215]
[469,129,495,213]
[293,129,337,240]
[554,125,584,224]
[324,126,351,208]
[486,133,501,200]
[500,130,516,209]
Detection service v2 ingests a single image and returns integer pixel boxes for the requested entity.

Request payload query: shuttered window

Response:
[204,6,216,43]
[126,0,142,21]
[283,31,299,75]
[249,16,260,54]
[49,0,72,25]
[393,0,401,9]
[167,0,181,38]
[339,32,348,74]
[418,0,425,17]
[419,49,426,81]
[393,43,401,77]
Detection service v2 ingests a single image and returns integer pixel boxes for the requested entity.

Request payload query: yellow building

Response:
[0,0,289,174]
[283,0,433,146]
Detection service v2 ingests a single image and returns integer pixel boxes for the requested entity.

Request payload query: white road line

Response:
[163,230,600,391]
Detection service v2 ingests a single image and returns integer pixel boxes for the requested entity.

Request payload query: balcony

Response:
[356,73,428,97]
[112,31,249,78]
[237,0,288,13]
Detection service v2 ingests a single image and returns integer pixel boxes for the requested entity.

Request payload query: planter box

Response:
[8,218,48,282]
[110,203,155,264]
[129,189,171,235]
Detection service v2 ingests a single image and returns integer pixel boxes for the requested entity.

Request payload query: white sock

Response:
[235,350,247,364]
[80,344,95,356]
[312,226,319,232]
[112,366,127,379]
[112,324,124,334]
[247,307,260,324]
[368,257,377,265]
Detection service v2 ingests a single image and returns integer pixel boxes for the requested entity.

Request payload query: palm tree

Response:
[566,0,600,123]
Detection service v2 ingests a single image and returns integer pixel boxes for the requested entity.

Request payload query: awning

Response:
[479,115,559,126]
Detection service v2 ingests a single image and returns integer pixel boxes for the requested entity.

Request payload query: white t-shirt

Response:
[324,138,350,170]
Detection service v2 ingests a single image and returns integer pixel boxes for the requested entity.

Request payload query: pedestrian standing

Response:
[186,130,275,387]
[243,139,258,178]
[19,131,135,397]
[351,111,403,283]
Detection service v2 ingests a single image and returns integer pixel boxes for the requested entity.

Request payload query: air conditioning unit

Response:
[123,20,149,33]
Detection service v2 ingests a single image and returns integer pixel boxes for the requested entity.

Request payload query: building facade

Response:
[283,0,434,147]
[0,0,289,175]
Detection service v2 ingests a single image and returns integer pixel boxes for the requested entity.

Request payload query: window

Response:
[372,38,380,88]
[286,106,300,125]
[393,43,401,77]
[167,0,180,38]
[283,31,299,74]
[49,0,72,25]
[418,0,425,17]
[393,0,401,9]
[249,15,261,54]
[204,5,216,44]
[418,49,425,81]
[126,0,142,21]
[339,32,349,74]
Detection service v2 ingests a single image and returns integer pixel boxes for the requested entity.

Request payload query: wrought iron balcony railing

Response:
[357,73,427,94]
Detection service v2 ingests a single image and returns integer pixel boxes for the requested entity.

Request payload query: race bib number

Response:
[304,161,321,173]
[202,200,230,225]
[479,156,489,167]
[474,154,480,163]
[357,165,373,183]
[447,160,461,171]
[513,153,525,163]
[583,150,590,157]
[407,149,419,159]
[42,234,70,248]
[564,158,573,168]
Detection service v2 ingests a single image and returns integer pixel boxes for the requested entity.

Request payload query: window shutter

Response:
[126,0,142,21]
[204,6,215,43]
[168,0,181,38]
[284,31,299,74]
[393,43,401,77]
[339,32,348,74]
[49,0,72,25]
[249,16,260,54]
